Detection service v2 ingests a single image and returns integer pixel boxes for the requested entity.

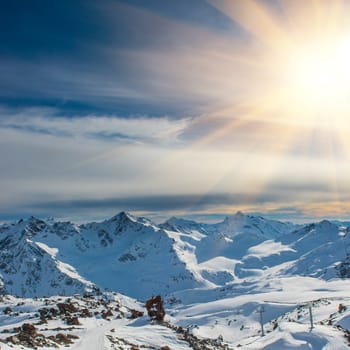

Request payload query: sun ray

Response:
[209,0,291,50]
[336,128,350,162]
[88,0,350,216]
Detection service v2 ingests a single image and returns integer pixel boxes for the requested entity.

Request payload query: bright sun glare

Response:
[199,0,350,216]
[208,0,350,130]
[288,37,350,113]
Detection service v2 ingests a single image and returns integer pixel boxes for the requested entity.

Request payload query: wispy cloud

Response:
[1,104,350,222]
[0,107,190,145]
[0,0,277,118]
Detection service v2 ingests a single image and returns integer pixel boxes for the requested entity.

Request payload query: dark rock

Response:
[130,309,144,319]
[57,302,78,314]
[3,306,12,315]
[145,295,165,322]
[66,316,80,326]
[101,309,113,319]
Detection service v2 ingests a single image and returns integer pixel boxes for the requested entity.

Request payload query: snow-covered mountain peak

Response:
[166,216,194,225]
[221,211,248,227]
[229,210,245,219]
[98,211,156,233]
[109,211,136,223]
[16,216,48,238]
[0,212,207,299]
[160,216,208,236]
[51,221,80,239]
[215,212,296,240]
[317,219,337,230]
[291,219,340,241]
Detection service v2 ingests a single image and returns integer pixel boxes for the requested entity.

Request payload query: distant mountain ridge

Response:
[0,211,349,299]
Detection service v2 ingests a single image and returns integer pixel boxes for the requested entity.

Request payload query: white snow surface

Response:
[0,278,350,349]
[1,212,350,349]
[0,213,349,298]
[247,240,296,258]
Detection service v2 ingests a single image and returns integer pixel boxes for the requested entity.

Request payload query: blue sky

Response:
[0,0,238,116]
[1,0,350,223]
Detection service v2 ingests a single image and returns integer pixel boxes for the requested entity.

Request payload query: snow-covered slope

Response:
[1,278,350,350]
[1,211,350,349]
[278,220,350,279]
[163,212,297,263]
[0,213,208,299]
[0,217,95,297]
[69,212,208,299]
[170,277,350,350]
[0,211,349,300]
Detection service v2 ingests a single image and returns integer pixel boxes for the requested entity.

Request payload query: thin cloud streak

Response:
[0,107,191,145]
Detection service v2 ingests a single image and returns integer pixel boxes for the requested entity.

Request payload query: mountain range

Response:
[0,211,349,300]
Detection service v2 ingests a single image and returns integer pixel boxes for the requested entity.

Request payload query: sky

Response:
[2,0,350,223]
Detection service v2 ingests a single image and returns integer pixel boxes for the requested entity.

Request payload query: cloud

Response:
[0,1,257,116]
[4,187,350,224]
[28,186,342,213]
[1,105,350,223]
[0,107,190,145]
[0,105,349,220]
[2,1,350,223]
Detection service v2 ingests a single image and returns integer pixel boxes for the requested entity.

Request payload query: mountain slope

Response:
[1,212,350,349]
[0,217,95,297]
[278,220,350,279]
[0,213,208,299]
[163,212,298,263]
[0,212,349,300]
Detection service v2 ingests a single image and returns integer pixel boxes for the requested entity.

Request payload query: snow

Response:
[247,240,296,258]
[169,277,350,349]
[1,211,350,349]
[1,278,350,349]
[35,241,59,256]
[338,314,350,329]
[199,256,240,271]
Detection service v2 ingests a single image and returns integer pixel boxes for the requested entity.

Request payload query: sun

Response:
[287,37,350,112]
[206,0,350,134]
[210,0,350,130]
